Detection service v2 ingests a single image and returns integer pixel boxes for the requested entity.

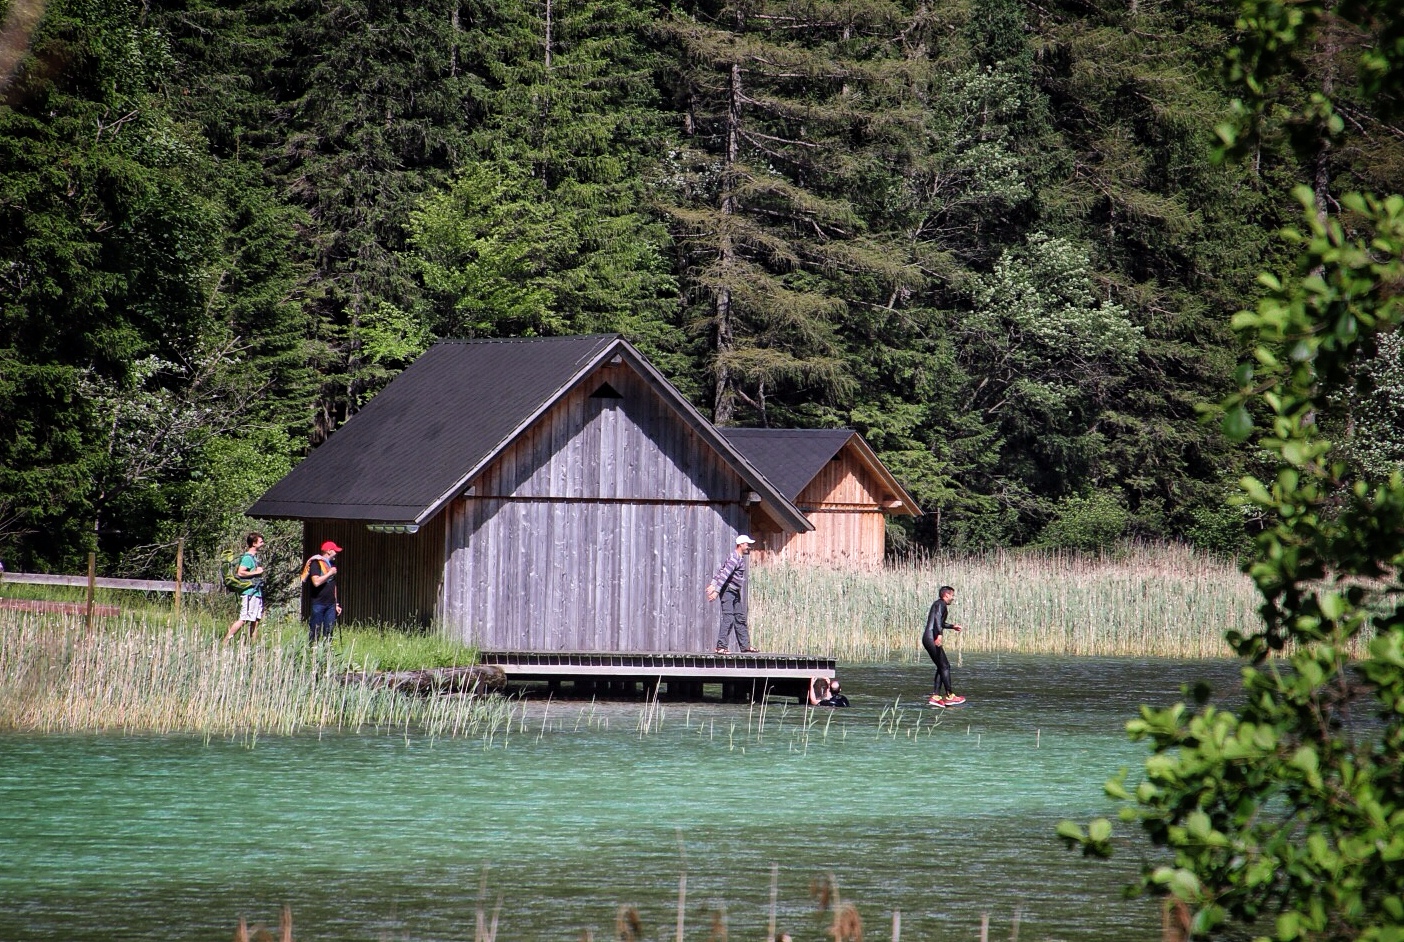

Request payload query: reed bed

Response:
[334,623,479,671]
[0,609,513,738]
[752,544,1258,661]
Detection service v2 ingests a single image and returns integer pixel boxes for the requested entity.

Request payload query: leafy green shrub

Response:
[1035,492,1129,551]
[1060,8,1404,930]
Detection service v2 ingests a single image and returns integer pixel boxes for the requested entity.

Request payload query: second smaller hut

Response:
[719,428,920,570]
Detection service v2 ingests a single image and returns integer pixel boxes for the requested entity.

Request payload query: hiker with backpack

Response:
[303,540,342,643]
[223,532,266,643]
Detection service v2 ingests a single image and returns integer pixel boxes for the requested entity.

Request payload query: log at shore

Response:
[343,664,507,696]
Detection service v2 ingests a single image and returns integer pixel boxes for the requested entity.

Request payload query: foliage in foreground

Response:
[1060,3,1404,939]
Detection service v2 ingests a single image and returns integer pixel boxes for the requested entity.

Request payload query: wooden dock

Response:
[480,650,835,703]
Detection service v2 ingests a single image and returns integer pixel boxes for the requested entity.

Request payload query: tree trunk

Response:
[450,5,459,77]
[1312,20,1340,224]
[713,62,743,425]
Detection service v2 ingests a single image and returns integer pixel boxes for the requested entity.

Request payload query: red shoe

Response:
[927,694,946,707]
[944,694,965,704]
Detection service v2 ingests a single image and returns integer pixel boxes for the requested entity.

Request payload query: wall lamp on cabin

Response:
[744,490,762,504]
[366,523,420,534]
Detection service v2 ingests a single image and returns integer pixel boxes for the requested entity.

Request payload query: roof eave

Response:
[250,334,815,532]
[845,435,922,516]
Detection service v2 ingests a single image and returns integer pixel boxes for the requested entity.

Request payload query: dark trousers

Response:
[309,600,337,643]
[922,635,953,695]
[715,590,751,650]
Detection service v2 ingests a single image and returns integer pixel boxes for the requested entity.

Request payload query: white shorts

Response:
[238,592,264,623]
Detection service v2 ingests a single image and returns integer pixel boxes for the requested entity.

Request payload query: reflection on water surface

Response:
[0,655,1244,941]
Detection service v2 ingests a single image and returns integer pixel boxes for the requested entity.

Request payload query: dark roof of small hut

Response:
[249,335,812,530]
[719,428,921,514]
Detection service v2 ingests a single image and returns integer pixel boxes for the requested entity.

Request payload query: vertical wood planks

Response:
[437,361,755,651]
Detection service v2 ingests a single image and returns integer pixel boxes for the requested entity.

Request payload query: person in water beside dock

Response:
[922,585,964,706]
[706,534,758,654]
[810,676,849,707]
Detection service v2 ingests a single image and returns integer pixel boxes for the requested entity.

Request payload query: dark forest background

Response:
[2,0,1401,576]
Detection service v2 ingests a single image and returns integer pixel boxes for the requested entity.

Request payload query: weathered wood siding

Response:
[442,364,750,651]
[301,515,447,626]
[752,450,888,570]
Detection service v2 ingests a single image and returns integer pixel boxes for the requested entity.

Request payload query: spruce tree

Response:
[406,0,682,373]
[0,0,268,569]
[659,0,925,426]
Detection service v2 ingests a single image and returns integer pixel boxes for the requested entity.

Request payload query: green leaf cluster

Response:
[1060,6,1404,937]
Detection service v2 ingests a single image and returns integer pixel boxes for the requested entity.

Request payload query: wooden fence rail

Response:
[0,541,212,628]
[0,572,215,593]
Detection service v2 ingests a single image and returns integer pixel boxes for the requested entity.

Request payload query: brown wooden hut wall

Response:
[750,450,888,570]
[301,514,446,627]
[441,363,752,652]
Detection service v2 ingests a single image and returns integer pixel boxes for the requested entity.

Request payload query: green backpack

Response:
[221,549,255,594]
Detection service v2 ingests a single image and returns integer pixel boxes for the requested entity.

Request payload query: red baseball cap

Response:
[320,541,342,553]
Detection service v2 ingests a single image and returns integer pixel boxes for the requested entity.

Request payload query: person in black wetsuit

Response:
[818,678,849,707]
[808,676,850,707]
[922,585,964,706]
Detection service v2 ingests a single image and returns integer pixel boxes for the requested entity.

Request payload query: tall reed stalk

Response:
[752,544,1257,661]
[0,609,511,737]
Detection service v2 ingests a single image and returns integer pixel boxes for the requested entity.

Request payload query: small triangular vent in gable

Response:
[589,382,624,400]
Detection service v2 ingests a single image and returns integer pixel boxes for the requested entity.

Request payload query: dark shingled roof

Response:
[248,335,813,529]
[719,428,921,514]
[250,335,616,521]
[718,428,855,502]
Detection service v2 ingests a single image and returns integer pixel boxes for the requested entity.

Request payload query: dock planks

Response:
[480,650,835,703]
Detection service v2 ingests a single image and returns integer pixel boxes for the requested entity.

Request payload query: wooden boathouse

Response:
[248,334,813,656]
[719,428,921,570]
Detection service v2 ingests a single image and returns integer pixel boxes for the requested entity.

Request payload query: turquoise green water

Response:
[0,655,1243,941]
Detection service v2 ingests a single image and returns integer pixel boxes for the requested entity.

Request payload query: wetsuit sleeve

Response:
[927,599,954,641]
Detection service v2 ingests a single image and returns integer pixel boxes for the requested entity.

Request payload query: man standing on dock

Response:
[706,534,758,654]
[922,585,964,706]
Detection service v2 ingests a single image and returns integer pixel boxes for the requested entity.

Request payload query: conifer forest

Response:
[2,0,1401,575]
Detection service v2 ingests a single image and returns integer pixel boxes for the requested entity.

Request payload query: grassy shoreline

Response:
[0,612,508,737]
[0,545,1255,733]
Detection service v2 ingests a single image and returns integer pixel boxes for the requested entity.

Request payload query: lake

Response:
[0,654,1244,941]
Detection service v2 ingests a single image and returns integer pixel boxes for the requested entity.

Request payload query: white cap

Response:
[736,534,755,545]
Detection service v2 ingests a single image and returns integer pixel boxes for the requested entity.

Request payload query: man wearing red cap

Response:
[304,540,342,642]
